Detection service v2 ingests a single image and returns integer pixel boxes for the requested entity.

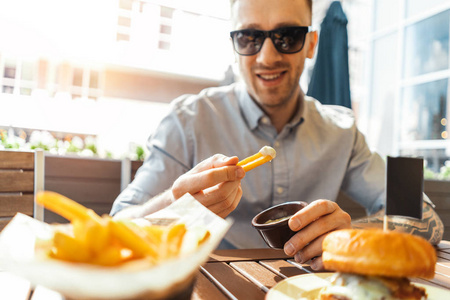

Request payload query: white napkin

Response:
[0,193,232,299]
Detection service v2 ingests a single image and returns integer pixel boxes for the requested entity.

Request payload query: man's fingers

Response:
[288,200,338,231]
[310,256,324,271]
[206,184,243,218]
[291,234,327,265]
[170,154,245,219]
[194,180,241,208]
[284,201,351,258]
[173,162,245,199]
[287,210,350,252]
[190,154,239,174]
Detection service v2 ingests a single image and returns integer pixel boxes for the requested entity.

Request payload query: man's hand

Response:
[283,200,351,270]
[172,154,246,218]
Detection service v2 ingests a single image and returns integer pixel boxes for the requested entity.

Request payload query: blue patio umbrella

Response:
[307,1,351,109]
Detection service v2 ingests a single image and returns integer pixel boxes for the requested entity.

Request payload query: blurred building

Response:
[0,0,231,156]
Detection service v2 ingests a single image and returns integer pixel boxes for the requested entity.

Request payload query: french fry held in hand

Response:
[237,146,277,172]
[36,191,210,266]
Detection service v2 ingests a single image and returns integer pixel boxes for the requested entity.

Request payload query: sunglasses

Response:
[230,26,312,56]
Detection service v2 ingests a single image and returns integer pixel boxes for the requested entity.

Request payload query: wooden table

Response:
[195,242,450,299]
[2,241,450,299]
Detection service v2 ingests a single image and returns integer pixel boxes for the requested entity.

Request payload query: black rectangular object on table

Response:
[386,156,423,219]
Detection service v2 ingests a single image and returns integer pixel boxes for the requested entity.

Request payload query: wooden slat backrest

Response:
[0,151,34,193]
[0,171,34,193]
[44,155,122,223]
[336,190,366,220]
[0,150,35,232]
[0,194,34,217]
[424,180,450,241]
[0,151,34,170]
[131,160,143,181]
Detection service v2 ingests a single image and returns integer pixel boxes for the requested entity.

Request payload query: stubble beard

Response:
[247,70,301,111]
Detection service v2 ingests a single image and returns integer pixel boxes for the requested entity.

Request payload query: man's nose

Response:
[256,37,283,64]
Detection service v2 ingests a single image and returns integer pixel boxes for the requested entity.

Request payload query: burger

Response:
[319,229,437,300]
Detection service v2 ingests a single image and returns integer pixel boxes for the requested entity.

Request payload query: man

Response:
[111,0,443,270]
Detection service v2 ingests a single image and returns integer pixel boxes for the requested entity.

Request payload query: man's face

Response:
[231,0,316,110]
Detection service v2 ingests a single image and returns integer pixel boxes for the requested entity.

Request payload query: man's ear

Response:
[306,31,318,59]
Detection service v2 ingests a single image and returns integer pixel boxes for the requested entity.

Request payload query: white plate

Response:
[265,272,450,300]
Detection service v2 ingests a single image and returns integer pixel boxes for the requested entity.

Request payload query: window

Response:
[160,24,171,35]
[70,67,102,101]
[72,67,83,87]
[0,56,37,96]
[403,11,449,78]
[365,2,450,177]
[158,6,174,50]
[2,85,13,94]
[158,41,170,50]
[118,16,131,27]
[4,58,16,79]
[406,0,449,18]
[366,33,398,156]
[400,79,448,142]
[160,6,174,18]
[117,0,133,42]
[374,0,399,30]
[21,61,34,81]
[2,58,16,94]
[52,62,102,101]
[89,70,99,89]
[119,0,133,10]
[116,33,130,42]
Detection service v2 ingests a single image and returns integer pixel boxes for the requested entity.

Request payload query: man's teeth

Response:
[259,73,281,80]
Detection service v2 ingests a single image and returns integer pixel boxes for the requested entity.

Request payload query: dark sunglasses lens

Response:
[272,27,307,53]
[232,30,264,55]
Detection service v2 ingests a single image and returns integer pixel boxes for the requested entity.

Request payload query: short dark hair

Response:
[230,0,313,15]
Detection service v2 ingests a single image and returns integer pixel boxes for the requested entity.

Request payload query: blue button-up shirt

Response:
[111,82,385,248]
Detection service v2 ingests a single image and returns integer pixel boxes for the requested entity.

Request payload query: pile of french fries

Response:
[36,191,210,266]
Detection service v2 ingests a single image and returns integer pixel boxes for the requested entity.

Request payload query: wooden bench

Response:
[336,190,367,220]
[43,156,144,224]
[424,180,450,240]
[0,150,44,231]
[43,155,122,223]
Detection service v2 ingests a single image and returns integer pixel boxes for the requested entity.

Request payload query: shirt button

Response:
[277,187,284,194]
[262,117,270,124]
[274,141,280,147]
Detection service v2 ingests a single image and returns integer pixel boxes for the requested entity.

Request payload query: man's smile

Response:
[256,71,287,84]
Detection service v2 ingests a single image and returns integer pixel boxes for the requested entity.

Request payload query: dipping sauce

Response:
[264,215,292,224]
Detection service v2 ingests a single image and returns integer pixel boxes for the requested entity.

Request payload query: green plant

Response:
[136,145,145,161]
[424,160,450,181]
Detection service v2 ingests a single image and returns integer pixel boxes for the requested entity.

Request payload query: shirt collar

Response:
[236,82,305,131]
[236,82,265,131]
[287,92,305,129]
